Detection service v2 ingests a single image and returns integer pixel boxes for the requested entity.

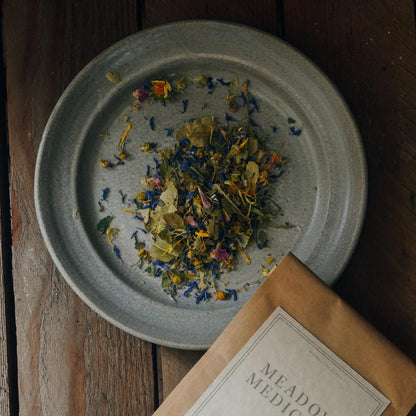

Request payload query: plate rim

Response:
[34,20,367,349]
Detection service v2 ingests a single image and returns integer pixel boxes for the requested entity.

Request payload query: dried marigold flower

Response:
[100,159,111,168]
[216,291,225,300]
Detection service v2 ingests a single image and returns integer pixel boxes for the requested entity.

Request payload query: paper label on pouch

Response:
[185,307,390,416]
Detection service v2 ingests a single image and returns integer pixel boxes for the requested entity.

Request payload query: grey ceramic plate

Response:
[35,21,367,349]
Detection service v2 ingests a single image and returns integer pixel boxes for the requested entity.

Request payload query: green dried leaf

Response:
[171,270,186,280]
[257,230,268,248]
[247,137,258,156]
[149,245,175,262]
[149,238,181,262]
[162,212,184,229]
[135,241,146,251]
[159,181,178,207]
[230,75,239,90]
[206,219,217,239]
[234,150,248,164]
[105,71,120,83]
[288,117,296,124]
[158,228,173,242]
[176,116,217,147]
[221,197,238,215]
[237,233,251,248]
[161,273,171,287]
[159,151,174,179]
[245,161,259,187]
[192,238,204,252]
[140,208,151,225]
[256,149,268,164]
[97,216,113,235]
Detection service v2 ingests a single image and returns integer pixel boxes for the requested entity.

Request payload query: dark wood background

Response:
[1,1,416,414]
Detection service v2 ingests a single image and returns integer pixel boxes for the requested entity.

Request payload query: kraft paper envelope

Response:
[153,253,416,416]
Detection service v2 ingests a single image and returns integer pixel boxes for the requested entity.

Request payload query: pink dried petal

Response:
[186,216,198,227]
[211,246,229,261]
[132,89,140,99]
[145,177,162,188]
[133,86,149,102]
[198,187,211,209]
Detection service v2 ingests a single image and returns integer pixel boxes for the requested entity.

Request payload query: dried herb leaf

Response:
[114,74,288,302]
[97,216,113,235]
[162,212,185,229]
[105,72,120,83]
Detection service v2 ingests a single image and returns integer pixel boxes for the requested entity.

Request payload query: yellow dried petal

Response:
[216,291,225,300]
[105,71,120,83]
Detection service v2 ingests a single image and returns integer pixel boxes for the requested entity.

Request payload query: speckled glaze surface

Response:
[34,20,367,349]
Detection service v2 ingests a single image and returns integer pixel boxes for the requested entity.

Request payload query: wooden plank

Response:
[0,202,11,416]
[157,348,204,402]
[142,0,283,36]
[3,0,157,414]
[0,239,10,416]
[283,0,416,361]
[0,137,11,415]
[0,19,15,415]
[140,0,283,401]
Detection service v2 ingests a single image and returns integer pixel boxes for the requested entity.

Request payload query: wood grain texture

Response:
[3,0,156,414]
[142,0,283,36]
[0,184,10,416]
[158,347,203,402]
[283,0,416,360]
[0,13,15,414]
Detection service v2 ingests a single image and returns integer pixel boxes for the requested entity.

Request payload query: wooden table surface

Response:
[1,1,416,414]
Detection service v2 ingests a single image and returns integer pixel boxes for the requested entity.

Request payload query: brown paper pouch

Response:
[153,253,416,416]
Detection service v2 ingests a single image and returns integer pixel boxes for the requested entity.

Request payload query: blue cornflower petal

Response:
[150,199,159,210]
[180,99,188,114]
[216,78,231,86]
[113,154,125,165]
[113,245,122,261]
[180,138,191,146]
[179,159,191,172]
[195,289,211,304]
[183,287,192,297]
[101,187,110,201]
[145,189,162,199]
[205,262,220,278]
[153,157,161,169]
[226,289,237,301]
[152,259,169,269]
[183,280,199,297]
[289,126,302,136]
[185,191,194,201]
[249,98,259,112]
[225,113,237,123]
